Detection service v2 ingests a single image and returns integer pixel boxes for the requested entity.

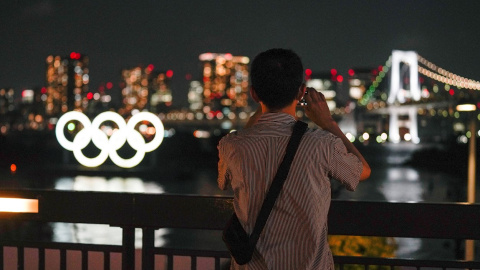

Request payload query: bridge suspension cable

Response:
[417,54,480,90]
[360,51,480,104]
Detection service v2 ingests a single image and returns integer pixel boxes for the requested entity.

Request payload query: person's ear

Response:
[296,83,306,100]
[250,87,260,103]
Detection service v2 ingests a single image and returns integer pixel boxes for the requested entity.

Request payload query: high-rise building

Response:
[306,72,338,111]
[348,68,378,101]
[198,53,250,119]
[45,52,90,117]
[120,65,174,116]
[119,66,151,116]
[0,88,15,116]
[187,80,203,111]
[19,88,47,131]
[150,70,173,113]
[0,88,15,134]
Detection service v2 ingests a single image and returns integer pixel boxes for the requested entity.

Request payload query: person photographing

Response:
[218,48,371,269]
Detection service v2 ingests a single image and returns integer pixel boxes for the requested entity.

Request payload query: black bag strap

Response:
[249,120,308,245]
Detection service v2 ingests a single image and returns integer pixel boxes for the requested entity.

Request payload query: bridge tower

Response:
[388,50,421,143]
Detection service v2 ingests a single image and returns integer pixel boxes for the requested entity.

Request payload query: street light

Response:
[456,100,477,261]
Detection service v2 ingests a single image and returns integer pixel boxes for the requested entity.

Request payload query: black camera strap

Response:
[249,120,308,246]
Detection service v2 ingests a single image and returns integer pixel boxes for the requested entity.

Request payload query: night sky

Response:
[1,0,480,107]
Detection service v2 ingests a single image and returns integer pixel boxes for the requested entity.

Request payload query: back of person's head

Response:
[250,48,304,110]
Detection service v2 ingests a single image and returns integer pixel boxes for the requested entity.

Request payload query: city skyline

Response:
[2,1,480,107]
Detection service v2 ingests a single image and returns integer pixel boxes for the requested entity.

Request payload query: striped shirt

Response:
[218,113,362,270]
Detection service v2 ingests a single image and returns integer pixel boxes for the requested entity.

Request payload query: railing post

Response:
[142,227,155,270]
[17,247,24,270]
[39,248,45,270]
[122,226,135,270]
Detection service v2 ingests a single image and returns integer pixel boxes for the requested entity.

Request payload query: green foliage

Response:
[329,235,397,270]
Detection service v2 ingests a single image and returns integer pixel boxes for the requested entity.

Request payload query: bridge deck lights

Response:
[456,104,476,112]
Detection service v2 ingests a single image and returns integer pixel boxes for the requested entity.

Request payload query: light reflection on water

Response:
[378,168,424,257]
[52,175,168,248]
[55,176,165,193]
[380,167,423,202]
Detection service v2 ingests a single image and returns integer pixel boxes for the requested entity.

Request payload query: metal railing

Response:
[1,189,480,270]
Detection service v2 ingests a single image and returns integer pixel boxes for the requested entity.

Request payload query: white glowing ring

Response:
[108,130,146,168]
[91,111,127,150]
[55,111,91,150]
[127,112,165,152]
[73,128,110,167]
[55,111,164,168]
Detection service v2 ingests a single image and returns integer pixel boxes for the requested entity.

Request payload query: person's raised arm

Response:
[303,88,371,180]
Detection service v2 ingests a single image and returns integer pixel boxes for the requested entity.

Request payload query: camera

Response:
[298,90,308,106]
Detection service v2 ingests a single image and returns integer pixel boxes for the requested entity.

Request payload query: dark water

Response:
[1,134,479,260]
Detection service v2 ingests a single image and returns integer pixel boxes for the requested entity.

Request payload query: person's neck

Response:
[261,102,297,117]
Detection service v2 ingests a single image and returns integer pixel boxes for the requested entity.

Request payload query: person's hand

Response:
[303,88,335,131]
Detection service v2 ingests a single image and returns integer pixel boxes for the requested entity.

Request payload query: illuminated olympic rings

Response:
[56,111,164,168]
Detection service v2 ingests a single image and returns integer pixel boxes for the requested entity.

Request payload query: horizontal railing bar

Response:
[0,240,124,252]
[1,189,480,240]
[328,201,480,239]
[334,256,480,268]
[154,247,230,258]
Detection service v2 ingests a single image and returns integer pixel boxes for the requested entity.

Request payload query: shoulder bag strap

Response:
[249,120,308,245]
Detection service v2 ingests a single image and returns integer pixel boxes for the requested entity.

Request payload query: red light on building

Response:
[185,73,192,80]
[106,82,113,89]
[336,75,344,82]
[305,69,312,76]
[87,92,93,99]
[166,70,173,78]
[147,64,154,71]
[330,69,337,76]
[10,164,17,173]
[70,52,81,59]
[348,69,355,76]
[41,87,47,94]
[449,89,454,96]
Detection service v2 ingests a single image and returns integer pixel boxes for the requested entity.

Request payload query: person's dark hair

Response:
[250,48,304,110]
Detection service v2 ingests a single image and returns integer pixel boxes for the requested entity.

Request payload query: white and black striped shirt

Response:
[218,113,362,270]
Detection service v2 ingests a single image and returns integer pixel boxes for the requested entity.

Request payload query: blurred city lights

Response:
[193,130,211,138]
[67,123,75,131]
[346,133,356,142]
